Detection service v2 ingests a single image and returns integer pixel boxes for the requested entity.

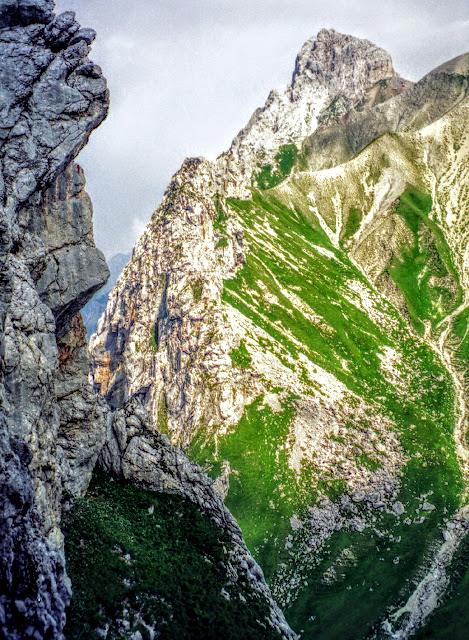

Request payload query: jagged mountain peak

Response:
[300,44,469,172]
[291,28,396,98]
[227,29,408,176]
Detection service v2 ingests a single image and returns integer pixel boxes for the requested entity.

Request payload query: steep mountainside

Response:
[0,3,110,635]
[92,30,469,639]
[0,3,295,639]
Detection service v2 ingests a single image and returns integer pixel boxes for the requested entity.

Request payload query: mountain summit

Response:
[227,29,410,177]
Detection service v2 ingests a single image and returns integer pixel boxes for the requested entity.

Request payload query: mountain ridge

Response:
[91,28,469,639]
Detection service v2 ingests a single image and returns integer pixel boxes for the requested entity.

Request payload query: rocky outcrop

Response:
[0,0,53,30]
[99,396,296,639]
[19,162,109,337]
[226,29,407,173]
[56,312,108,497]
[0,5,108,253]
[0,1,109,637]
[91,156,248,444]
[301,51,469,171]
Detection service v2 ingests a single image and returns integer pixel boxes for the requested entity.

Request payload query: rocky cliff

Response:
[0,2,295,639]
[92,29,469,639]
[0,2,109,635]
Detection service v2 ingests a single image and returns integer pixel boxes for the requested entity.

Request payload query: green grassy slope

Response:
[63,471,283,640]
[189,126,466,637]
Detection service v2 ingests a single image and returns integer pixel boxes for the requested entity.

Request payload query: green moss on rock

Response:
[230,340,252,369]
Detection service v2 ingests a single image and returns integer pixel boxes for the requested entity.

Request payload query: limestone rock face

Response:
[302,51,469,170]
[56,312,109,497]
[90,30,411,447]
[0,167,109,639]
[19,162,109,336]
[0,1,109,637]
[0,0,108,253]
[91,157,248,445]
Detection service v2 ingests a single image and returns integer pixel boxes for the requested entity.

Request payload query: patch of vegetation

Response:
[192,279,203,301]
[281,494,455,640]
[230,340,252,369]
[223,189,393,396]
[357,453,381,471]
[214,193,227,231]
[317,478,347,502]
[342,207,362,241]
[157,393,169,434]
[216,236,229,249]
[255,144,298,190]
[149,325,158,351]
[63,471,283,640]
[190,395,312,581]
[451,306,469,377]
[388,187,462,333]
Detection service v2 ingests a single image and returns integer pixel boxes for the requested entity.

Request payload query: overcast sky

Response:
[54,0,469,258]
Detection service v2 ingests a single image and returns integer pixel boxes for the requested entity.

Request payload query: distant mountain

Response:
[82,252,131,336]
[91,28,469,639]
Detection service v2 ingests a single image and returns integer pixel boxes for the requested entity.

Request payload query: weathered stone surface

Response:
[302,51,469,171]
[0,1,109,251]
[19,162,110,336]
[91,156,248,444]
[221,28,410,189]
[0,1,109,637]
[0,0,54,30]
[0,253,72,640]
[56,313,109,497]
[0,159,109,636]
